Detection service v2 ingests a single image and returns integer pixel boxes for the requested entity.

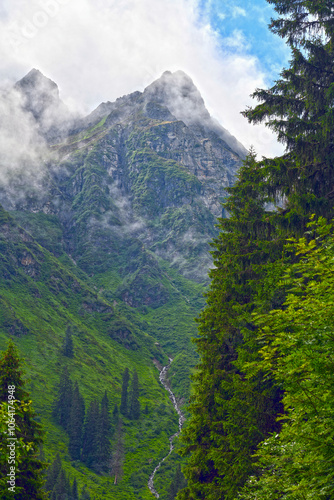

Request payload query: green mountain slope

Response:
[0,69,244,498]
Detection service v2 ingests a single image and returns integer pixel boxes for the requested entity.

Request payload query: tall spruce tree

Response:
[179,1,334,498]
[243,1,334,229]
[95,391,112,473]
[52,367,73,431]
[120,368,129,416]
[129,370,140,420]
[61,326,74,358]
[71,477,79,500]
[81,399,99,468]
[179,150,285,499]
[0,341,48,499]
[111,418,124,485]
[44,453,62,495]
[68,382,85,461]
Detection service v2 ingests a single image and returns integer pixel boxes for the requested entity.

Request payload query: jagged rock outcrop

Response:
[14,68,75,142]
[1,69,246,283]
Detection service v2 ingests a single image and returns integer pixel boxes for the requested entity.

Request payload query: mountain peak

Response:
[143,70,209,123]
[144,71,247,157]
[13,68,73,142]
[15,68,59,101]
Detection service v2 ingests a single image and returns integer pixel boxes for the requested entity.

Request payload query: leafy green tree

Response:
[80,485,91,500]
[242,217,334,498]
[129,370,140,420]
[0,341,48,499]
[120,368,129,416]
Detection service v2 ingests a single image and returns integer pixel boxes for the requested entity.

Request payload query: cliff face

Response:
[2,70,244,285]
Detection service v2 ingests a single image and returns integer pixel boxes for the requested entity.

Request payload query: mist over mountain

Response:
[0,68,245,499]
[1,68,245,282]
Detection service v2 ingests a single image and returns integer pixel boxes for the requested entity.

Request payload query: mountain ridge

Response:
[0,68,245,499]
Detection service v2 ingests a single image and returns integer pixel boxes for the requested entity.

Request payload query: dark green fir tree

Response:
[81,400,99,468]
[129,370,140,420]
[120,368,129,416]
[44,453,62,495]
[61,326,74,358]
[52,366,73,431]
[179,0,334,498]
[71,477,79,500]
[179,150,285,499]
[0,341,48,499]
[68,382,85,461]
[95,391,112,473]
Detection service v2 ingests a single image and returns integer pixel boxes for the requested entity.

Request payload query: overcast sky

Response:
[0,0,290,157]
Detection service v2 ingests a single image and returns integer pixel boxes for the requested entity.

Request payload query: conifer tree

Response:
[81,400,99,468]
[44,453,62,494]
[111,418,124,485]
[50,468,67,500]
[120,368,129,416]
[179,151,285,499]
[167,465,186,500]
[95,391,112,473]
[52,367,73,431]
[129,370,140,420]
[179,1,334,498]
[0,341,48,499]
[71,477,79,500]
[68,382,85,461]
[112,403,119,424]
[61,326,74,358]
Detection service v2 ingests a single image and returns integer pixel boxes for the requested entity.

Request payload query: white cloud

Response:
[0,0,284,157]
[232,6,247,17]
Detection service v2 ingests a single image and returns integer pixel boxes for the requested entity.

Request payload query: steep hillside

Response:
[0,69,244,498]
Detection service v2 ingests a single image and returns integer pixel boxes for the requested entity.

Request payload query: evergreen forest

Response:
[2,0,334,499]
[178,0,334,498]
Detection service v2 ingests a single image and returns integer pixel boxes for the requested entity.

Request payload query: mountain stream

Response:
[148,358,186,498]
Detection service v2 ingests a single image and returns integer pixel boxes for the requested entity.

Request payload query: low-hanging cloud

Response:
[0,0,285,157]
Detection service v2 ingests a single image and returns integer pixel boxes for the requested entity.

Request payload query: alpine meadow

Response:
[1,1,334,499]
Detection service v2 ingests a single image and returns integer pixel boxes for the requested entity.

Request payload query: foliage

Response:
[0,341,48,499]
[179,0,334,498]
[241,217,334,498]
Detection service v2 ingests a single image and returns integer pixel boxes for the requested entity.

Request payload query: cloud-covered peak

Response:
[144,71,247,157]
[143,70,210,125]
[14,69,75,143]
[15,68,60,120]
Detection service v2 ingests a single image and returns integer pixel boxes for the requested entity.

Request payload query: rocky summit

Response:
[3,69,245,283]
[0,69,246,499]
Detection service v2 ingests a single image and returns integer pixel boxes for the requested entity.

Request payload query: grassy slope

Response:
[1,105,223,498]
[0,206,182,499]
[1,204,206,499]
